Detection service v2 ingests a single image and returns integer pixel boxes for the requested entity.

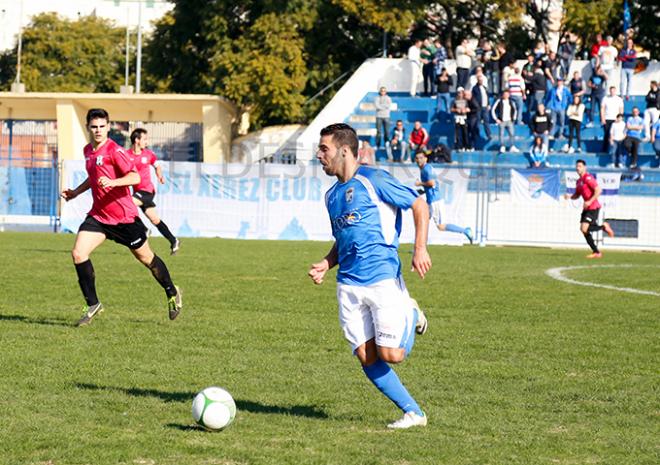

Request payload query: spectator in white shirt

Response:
[506,67,526,125]
[609,113,626,168]
[598,36,618,83]
[455,39,474,89]
[565,95,585,153]
[601,86,624,153]
[408,39,423,97]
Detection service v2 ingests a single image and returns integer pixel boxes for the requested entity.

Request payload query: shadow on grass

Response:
[0,313,74,327]
[75,383,328,418]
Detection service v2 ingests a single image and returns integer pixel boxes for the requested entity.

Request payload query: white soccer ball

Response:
[191,386,236,431]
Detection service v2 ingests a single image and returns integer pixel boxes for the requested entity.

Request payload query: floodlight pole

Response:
[125,6,130,87]
[136,0,143,93]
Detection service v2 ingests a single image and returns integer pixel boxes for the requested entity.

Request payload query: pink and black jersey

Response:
[84,139,139,225]
[127,148,158,193]
[575,172,601,211]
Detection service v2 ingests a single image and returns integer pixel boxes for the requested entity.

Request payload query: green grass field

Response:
[0,232,658,465]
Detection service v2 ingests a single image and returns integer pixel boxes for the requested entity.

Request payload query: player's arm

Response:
[415,178,435,188]
[154,164,165,184]
[98,170,140,189]
[308,242,338,285]
[410,196,432,279]
[61,177,90,201]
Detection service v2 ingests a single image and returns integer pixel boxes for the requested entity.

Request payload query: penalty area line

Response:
[545,264,660,297]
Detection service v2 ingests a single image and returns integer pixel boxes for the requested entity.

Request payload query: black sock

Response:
[148,255,177,298]
[155,221,177,245]
[588,223,603,232]
[583,232,599,253]
[75,260,99,306]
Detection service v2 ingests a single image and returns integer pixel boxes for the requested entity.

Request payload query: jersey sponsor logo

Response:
[345,187,354,203]
[96,155,104,166]
[332,209,362,231]
[130,238,142,246]
[377,331,396,340]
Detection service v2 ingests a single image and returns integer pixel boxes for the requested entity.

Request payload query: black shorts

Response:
[133,190,156,211]
[580,208,600,225]
[79,215,148,250]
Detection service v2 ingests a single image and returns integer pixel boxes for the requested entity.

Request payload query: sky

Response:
[0,0,173,51]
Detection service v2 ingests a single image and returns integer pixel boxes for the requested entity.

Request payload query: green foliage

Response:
[3,13,128,93]
[563,0,620,53]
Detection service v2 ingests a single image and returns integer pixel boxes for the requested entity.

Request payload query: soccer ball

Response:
[191,386,236,431]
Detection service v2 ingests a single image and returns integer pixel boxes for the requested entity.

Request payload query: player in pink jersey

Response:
[61,108,182,326]
[565,159,614,258]
[128,128,180,255]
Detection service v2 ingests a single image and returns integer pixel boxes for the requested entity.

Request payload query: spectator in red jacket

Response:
[409,121,430,154]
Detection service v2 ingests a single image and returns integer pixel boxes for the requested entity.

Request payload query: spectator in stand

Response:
[618,38,637,101]
[491,90,518,153]
[544,50,561,91]
[545,78,572,141]
[601,86,624,153]
[569,71,586,99]
[468,66,488,91]
[455,39,474,90]
[433,38,447,81]
[497,43,514,75]
[464,90,478,151]
[529,136,548,168]
[624,107,644,169]
[558,33,577,79]
[507,67,526,125]
[483,40,500,95]
[387,120,408,162]
[587,65,607,127]
[409,120,430,154]
[644,81,659,141]
[590,33,608,70]
[421,38,437,97]
[651,118,660,161]
[530,103,552,149]
[407,39,422,97]
[471,74,492,139]
[358,140,375,165]
[435,68,453,115]
[533,40,546,61]
[609,113,627,168]
[374,86,392,150]
[598,36,618,84]
[522,54,536,112]
[566,95,585,153]
[451,88,471,151]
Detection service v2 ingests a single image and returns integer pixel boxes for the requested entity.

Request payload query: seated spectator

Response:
[529,136,548,168]
[506,67,526,125]
[651,118,660,161]
[435,68,453,114]
[609,113,627,168]
[409,120,430,155]
[427,142,453,164]
[643,80,659,141]
[387,119,408,162]
[358,140,375,165]
[451,88,471,151]
[618,38,637,101]
[587,65,607,127]
[565,95,585,153]
[491,90,518,153]
[623,107,644,168]
[530,103,552,149]
[545,78,571,140]
[568,71,586,98]
[374,86,392,149]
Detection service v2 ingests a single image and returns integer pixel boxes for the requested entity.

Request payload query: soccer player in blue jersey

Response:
[414,151,473,243]
[308,123,432,429]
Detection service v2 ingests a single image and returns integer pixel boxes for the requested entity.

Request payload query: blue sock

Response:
[445,223,465,234]
[362,359,423,415]
[400,307,418,357]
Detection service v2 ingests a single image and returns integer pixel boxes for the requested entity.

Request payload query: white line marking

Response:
[545,264,660,297]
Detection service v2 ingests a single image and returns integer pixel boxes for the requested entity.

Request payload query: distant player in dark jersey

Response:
[128,128,180,255]
[565,159,614,258]
[61,108,182,326]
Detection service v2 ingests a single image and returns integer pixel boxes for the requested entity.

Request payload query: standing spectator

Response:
[465,90,479,150]
[568,71,586,98]
[544,50,561,91]
[522,55,536,109]
[432,38,447,80]
[471,74,492,139]
[566,95,585,153]
[421,38,437,97]
[598,36,618,84]
[483,41,500,95]
[623,107,644,168]
[530,103,552,149]
[558,33,577,79]
[407,39,422,97]
[609,113,627,168]
[491,90,518,153]
[587,65,607,127]
[455,39,473,89]
[590,33,607,69]
[435,68,453,115]
[545,78,572,140]
[618,38,637,101]
[451,88,470,151]
[409,120,430,154]
[651,118,660,161]
[601,86,624,153]
[507,67,526,125]
[468,66,488,91]
[529,136,548,168]
[530,63,547,116]
[643,81,659,141]
[387,120,408,162]
[374,87,392,149]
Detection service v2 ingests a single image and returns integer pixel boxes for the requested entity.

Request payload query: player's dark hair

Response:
[320,123,359,158]
[130,128,148,144]
[576,159,586,166]
[86,108,109,125]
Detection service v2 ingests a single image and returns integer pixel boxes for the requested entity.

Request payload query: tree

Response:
[0,13,128,93]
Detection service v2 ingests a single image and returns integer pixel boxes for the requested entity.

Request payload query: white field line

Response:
[545,264,660,297]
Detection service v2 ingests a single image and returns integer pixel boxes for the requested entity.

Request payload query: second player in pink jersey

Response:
[128,128,180,255]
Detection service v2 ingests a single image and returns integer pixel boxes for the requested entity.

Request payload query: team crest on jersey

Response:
[345,187,354,203]
[96,155,103,166]
[141,156,147,164]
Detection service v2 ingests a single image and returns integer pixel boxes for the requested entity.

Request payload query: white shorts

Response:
[429,201,443,226]
[337,277,415,352]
